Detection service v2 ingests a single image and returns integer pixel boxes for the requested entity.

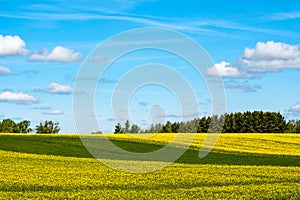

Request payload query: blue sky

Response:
[1,0,300,133]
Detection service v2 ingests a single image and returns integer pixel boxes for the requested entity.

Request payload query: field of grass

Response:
[0,133,299,199]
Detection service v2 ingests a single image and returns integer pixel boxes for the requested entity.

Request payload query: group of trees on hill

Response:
[115,111,300,134]
[114,120,141,134]
[0,119,60,134]
[1,111,300,134]
[285,120,300,133]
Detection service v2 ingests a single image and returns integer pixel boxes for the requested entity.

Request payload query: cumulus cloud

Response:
[207,61,245,77]
[243,41,300,61]
[0,66,13,75]
[0,91,39,104]
[0,35,29,56]
[46,82,73,94]
[241,41,300,72]
[43,110,64,115]
[289,104,300,112]
[285,103,300,117]
[29,46,82,62]
[207,41,300,78]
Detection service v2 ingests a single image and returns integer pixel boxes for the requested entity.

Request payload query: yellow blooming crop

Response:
[0,133,299,199]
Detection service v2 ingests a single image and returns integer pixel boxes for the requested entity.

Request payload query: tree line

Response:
[114,120,141,134]
[114,111,300,133]
[0,119,60,134]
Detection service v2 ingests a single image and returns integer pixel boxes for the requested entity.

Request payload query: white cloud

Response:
[207,41,300,78]
[43,109,64,115]
[243,41,300,61]
[241,41,300,72]
[29,46,82,62]
[207,61,244,77]
[0,35,29,56]
[285,103,300,117]
[289,104,300,112]
[46,82,73,94]
[0,91,39,104]
[0,66,13,75]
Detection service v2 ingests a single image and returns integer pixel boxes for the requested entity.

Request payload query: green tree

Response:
[161,121,173,133]
[0,119,19,133]
[209,115,221,133]
[91,131,103,134]
[142,111,292,134]
[252,111,262,133]
[274,112,286,133]
[171,122,180,133]
[204,117,211,133]
[130,124,141,133]
[36,120,60,134]
[124,120,130,133]
[242,111,254,133]
[222,114,231,133]
[197,117,206,133]
[292,120,300,133]
[286,120,300,133]
[18,120,32,133]
[150,123,163,133]
[228,113,236,133]
[114,123,124,134]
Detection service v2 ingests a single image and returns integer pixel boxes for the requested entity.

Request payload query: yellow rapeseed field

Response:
[0,133,299,199]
